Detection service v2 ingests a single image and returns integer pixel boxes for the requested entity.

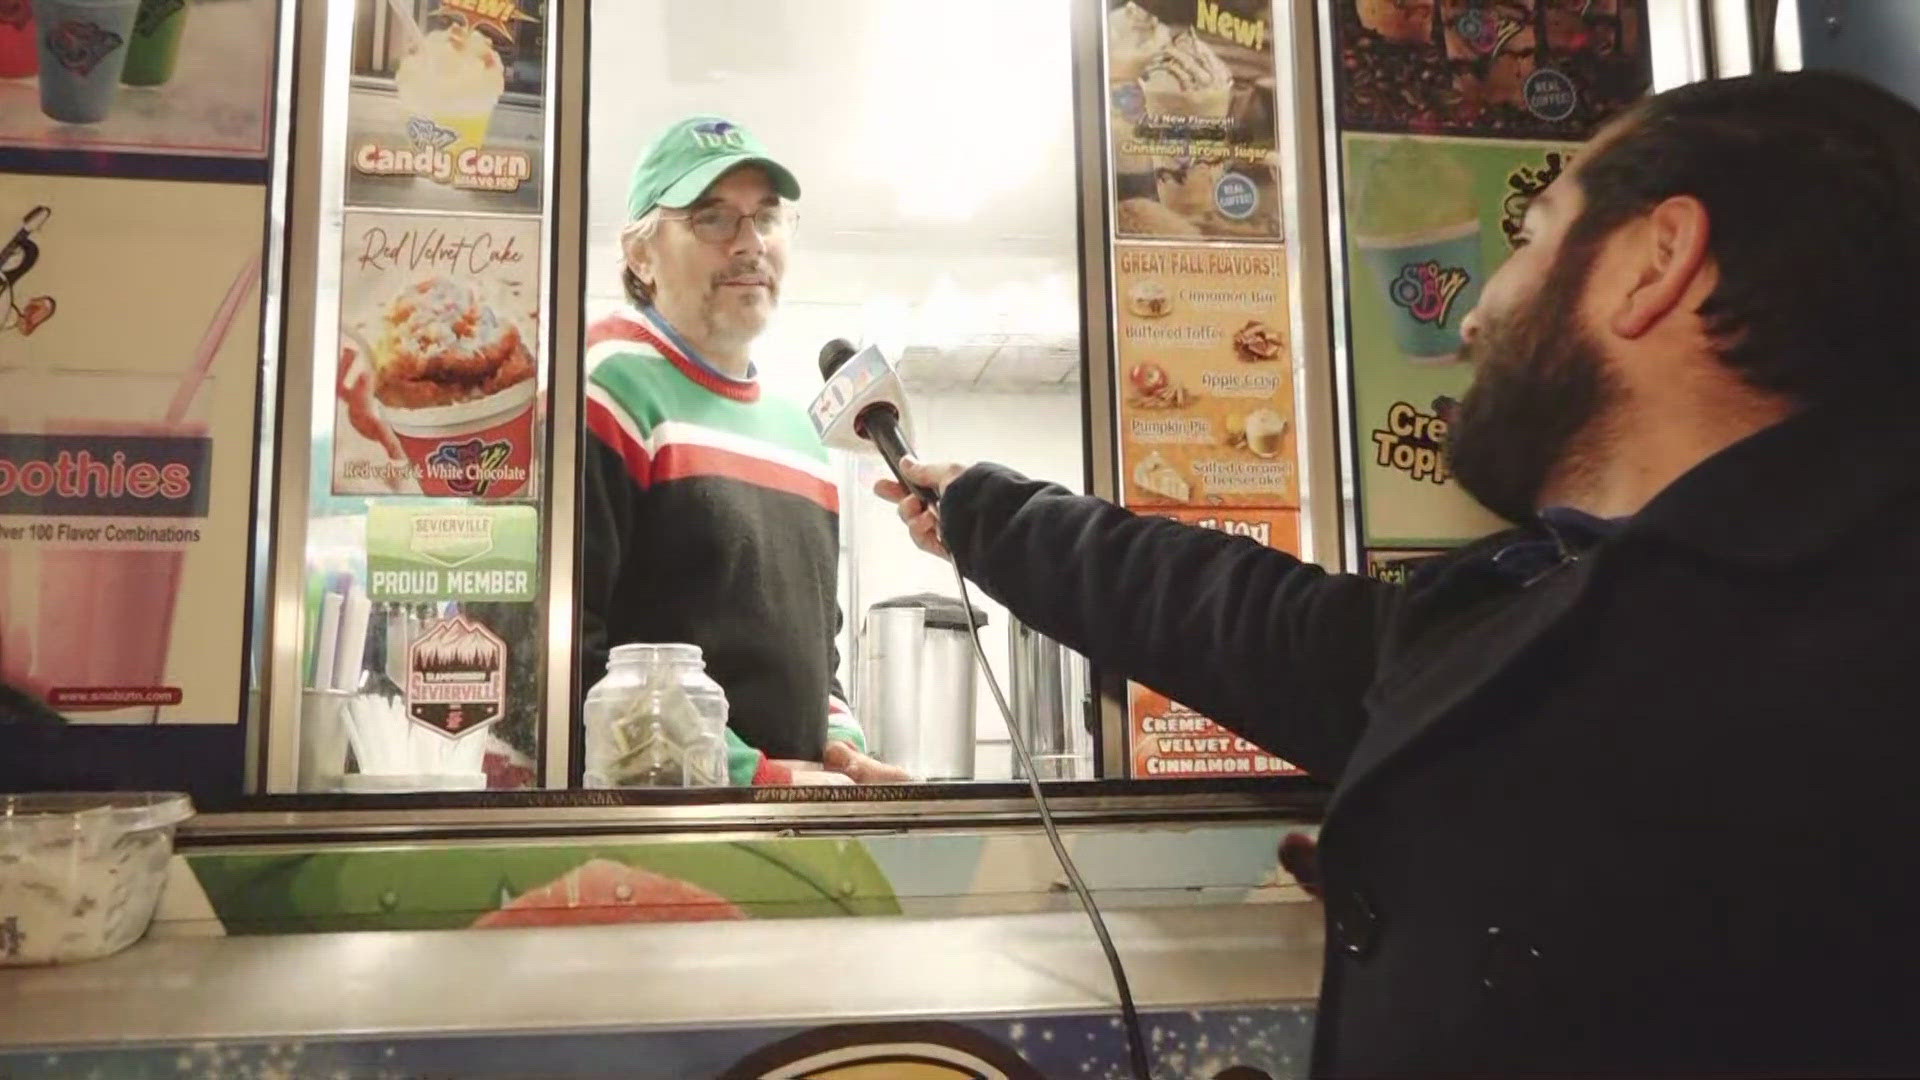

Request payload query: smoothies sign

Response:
[331,211,541,500]
[0,429,209,712]
[0,173,266,727]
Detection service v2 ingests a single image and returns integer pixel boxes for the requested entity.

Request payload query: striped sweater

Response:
[581,305,860,786]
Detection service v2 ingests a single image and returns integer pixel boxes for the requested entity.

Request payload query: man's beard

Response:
[1447,241,1620,525]
[706,260,778,337]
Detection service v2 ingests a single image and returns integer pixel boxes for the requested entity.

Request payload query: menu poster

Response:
[1131,687,1304,778]
[1114,243,1297,509]
[1143,505,1301,552]
[1331,0,1652,140]
[1127,507,1303,779]
[332,210,542,500]
[0,172,263,723]
[345,0,546,214]
[0,0,278,166]
[1107,0,1282,241]
[1341,133,1573,547]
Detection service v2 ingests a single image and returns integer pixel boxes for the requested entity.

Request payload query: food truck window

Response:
[253,0,1338,804]
[576,0,1098,790]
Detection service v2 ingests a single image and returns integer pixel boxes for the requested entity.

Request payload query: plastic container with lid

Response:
[583,643,729,788]
[0,792,194,966]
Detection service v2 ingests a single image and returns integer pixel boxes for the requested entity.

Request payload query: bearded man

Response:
[878,72,1920,1077]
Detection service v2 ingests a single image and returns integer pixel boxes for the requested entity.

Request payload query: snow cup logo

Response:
[1389,260,1472,329]
[718,1022,1043,1080]
[426,436,514,497]
[406,616,505,735]
[0,0,29,31]
[1452,6,1527,56]
[42,17,124,76]
[406,115,460,151]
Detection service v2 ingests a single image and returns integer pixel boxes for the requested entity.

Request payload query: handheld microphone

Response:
[812,338,939,507]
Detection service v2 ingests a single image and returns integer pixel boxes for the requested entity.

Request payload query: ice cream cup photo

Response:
[1355,219,1485,362]
[1245,407,1290,459]
[356,274,538,499]
[384,378,537,499]
[1139,28,1234,121]
[32,0,140,124]
[393,21,506,159]
[121,0,188,87]
[1347,137,1488,362]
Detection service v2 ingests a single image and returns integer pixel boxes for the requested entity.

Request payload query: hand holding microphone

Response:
[809,337,970,557]
[875,458,966,559]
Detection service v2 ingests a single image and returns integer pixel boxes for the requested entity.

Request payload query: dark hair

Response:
[1568,70,1920,404]
[622,265,651,307]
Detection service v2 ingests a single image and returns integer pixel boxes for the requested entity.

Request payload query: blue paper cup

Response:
[1355,219,1486,362]
[32,0,138,124]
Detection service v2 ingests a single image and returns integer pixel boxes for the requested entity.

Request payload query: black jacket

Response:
[942,403,1920,1078]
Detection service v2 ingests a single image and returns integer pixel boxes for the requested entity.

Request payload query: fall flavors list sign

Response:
[1114,243,1298,510]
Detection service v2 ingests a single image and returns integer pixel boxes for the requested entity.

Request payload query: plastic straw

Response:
[331,589,373,694]
[312,592,343,692]
[164,255,261,428]
[383,0,425,49]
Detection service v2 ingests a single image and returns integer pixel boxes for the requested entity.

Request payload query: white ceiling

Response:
[586,0,1087,390]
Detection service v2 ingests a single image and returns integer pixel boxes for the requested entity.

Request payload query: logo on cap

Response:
[690,120,748,151]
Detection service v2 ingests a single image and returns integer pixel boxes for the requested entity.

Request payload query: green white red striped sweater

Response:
[580,305,861,786]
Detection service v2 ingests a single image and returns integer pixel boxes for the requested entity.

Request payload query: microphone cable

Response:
[946,558,1154,1080]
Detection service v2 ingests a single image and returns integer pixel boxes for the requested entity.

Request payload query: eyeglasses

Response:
[663,203,797,245]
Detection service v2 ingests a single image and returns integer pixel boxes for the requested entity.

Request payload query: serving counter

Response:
[0,905,1323,1078]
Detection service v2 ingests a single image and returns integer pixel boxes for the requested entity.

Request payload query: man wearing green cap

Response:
[582,116,906,787]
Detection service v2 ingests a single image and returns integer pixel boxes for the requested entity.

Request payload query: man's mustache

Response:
[714,261,776,290]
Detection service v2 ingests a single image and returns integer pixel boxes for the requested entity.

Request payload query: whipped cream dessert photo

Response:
[1106,0,1283,241]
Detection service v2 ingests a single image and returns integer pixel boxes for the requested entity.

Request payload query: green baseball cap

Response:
[626,116,801,221]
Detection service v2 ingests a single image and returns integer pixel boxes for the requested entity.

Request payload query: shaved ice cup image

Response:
[122,0,189,88]
[32,0,139,124]
[0,369,213,724]
[1355,220,1485,362]
[384,378,536,499]
[393,23,506,160]
[1348,137,1486,362]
